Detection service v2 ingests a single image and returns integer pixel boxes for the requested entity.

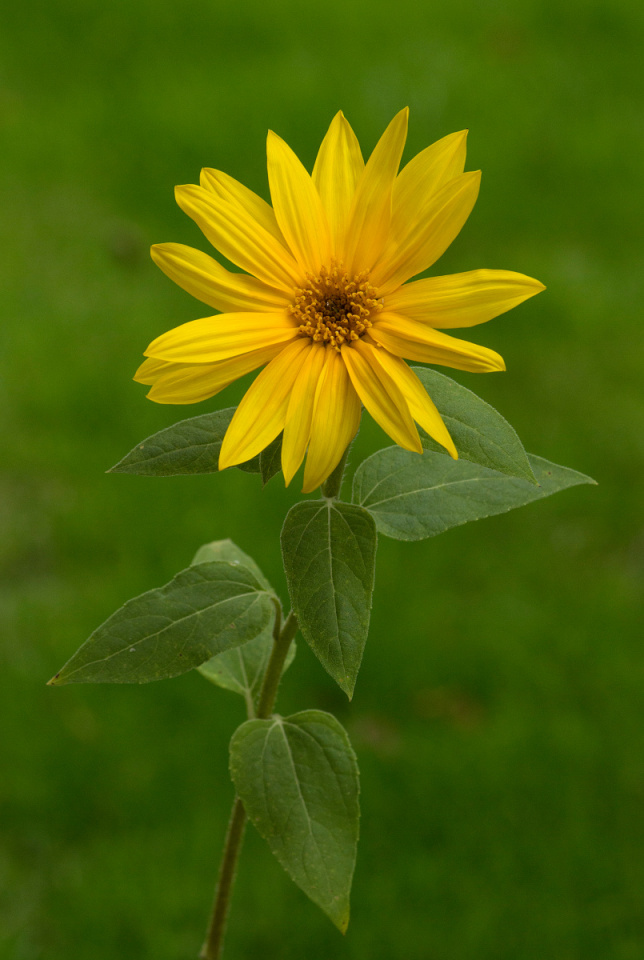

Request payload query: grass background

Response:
[1,0,643,957]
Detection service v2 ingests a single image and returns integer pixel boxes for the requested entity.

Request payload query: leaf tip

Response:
[335,908,350,935]
[47,673,61,686]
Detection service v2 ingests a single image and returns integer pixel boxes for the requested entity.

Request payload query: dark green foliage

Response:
[230,711,359,931]
[109,408,260,476]
[194,540,296,702]
[192,538,274,592]
[281,501,377,698]
[412,367,537,482]
[49,561,275,684]
[354,450,595,540]
[259,434,283,486]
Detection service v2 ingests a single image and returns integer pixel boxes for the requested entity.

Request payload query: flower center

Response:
[289,261,382,350]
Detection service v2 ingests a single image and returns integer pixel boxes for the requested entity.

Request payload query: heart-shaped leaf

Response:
[230,710,359,932]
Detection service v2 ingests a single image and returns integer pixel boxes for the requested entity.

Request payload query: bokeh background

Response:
[2,0,643,957]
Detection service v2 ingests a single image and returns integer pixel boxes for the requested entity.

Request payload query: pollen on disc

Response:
[289,259,383,351]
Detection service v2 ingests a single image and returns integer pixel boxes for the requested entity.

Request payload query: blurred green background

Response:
[1,0,642,957]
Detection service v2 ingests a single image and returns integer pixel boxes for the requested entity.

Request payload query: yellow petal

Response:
[199,168,286,247]
[266,130,332,275]
[343,108,409,274]
[370,313,506,372]
[341,339,422,453]
[372,171,481,294]
[146,345,284,404]
[385,269,546,328]
[302,349,362,494]
[391,130,467,237]
[366,348,457,458]
[312,111,365,258]
[281,343,327,486]
[151,243,289,313]
[219,338,310,469]
[175,184,302,291]
[144,311,298,363]
[134,356,170,385]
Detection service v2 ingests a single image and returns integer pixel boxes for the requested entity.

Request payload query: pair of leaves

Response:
[110,406,281,485]
[230,709,359,933]
[49,540,278,687]
[109,366,582,498]
[279,372,594,698]
[111,369,532,485]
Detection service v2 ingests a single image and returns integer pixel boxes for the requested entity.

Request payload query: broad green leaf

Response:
[230,710,359,932]
[259,433,283,486]
[281,500,377,698]
[192,538,273,593]
[353,448,595,541]
[108,408,259,476]
[49,561,275,685]
[412,366,537,482]
[198,632,296,705]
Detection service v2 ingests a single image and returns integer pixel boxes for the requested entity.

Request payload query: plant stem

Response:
[199,607,298,959]
[256,610,298,719]
[199,798,247,960]
[321,444,351,499]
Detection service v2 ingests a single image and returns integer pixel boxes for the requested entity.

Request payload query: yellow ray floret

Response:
[139,109,545,491]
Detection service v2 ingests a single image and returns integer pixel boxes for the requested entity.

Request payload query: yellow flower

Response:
[137,109,544,492]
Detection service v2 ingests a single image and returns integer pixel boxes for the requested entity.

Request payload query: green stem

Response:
[321,444,351,499]
[256,610,298,719]
[199,797,247,960]
[199,607,298,959]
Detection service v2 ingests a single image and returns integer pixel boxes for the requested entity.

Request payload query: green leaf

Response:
[230,710,359,932]
[192,538,273,593]
[412,366,537,483]
[259,433,283,486]
[198,632,296,705]
[48,561,275,685]
[236,454,261,474]
[353,448,596,541]
[193,539,294,705]
[108,408,259,476]
[281,500,377,698]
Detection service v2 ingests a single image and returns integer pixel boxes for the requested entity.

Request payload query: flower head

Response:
[137,109,544,492]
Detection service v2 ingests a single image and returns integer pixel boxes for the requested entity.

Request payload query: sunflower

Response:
[136,109,544,492]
